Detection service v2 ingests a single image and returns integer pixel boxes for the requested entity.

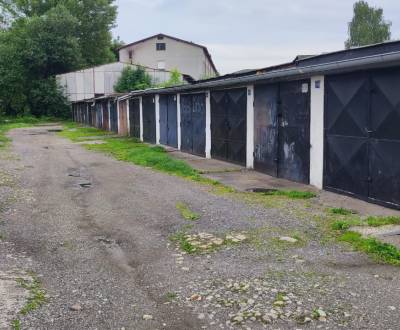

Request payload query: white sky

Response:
[112,0,400,74]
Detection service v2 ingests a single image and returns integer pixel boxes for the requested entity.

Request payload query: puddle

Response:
[47,129,63,132]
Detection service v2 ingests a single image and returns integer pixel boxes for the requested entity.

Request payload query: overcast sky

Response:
[112,0,400,74]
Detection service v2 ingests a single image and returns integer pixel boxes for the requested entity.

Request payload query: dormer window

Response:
[156,43,166,51]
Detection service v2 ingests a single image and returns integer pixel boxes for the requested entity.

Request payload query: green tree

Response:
[345,1,391,49]
[114,66,153,93]
[110,36,125,60]
[0,5,80,117]
[1,0,117,66]
[158,68,183,88]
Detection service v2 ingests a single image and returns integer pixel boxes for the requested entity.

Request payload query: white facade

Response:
[119,34,218,81]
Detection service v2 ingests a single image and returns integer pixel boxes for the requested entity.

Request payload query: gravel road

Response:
[0,126,399,330]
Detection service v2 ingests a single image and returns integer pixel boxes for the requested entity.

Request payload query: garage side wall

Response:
[310,76,325,189]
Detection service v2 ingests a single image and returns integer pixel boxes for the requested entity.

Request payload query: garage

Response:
[95,102,103,129]
[142,95,156,143]
[211,88,247,165]
[129,98,140,138]
[110,100,118,133]
[324,68,400,208]
[254,80,310,184]
[102,101,109,131]
[118,99,128,135]
[180,93,206,157]
[159,94,178,148]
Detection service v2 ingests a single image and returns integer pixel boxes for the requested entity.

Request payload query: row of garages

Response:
[72,41,400,209]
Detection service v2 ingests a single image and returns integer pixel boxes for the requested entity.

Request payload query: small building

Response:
[118,33,218,80]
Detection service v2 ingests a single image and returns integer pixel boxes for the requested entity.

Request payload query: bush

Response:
[114,66,152,93]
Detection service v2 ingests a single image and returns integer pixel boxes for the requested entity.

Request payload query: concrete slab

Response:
[166,148,242,173]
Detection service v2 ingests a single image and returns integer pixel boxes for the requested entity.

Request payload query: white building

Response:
[118,33,218,80]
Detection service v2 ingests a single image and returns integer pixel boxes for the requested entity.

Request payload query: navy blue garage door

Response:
[159,94,178,148]
[142,96,156,144]
[129,98,141,138]
[180,93,206,157]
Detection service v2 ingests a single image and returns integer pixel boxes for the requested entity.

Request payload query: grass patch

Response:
[329,207,355,215]
[338,231,400,266]
[176,202,200,221]
[58,122,112,141]
[15,274,46,315]
[330,215,400,231]
[365,216,400,227]
[260,189,316,199]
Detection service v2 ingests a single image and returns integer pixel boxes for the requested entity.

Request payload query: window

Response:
[156,43,166,51]
[128,50,133,59]
[157,61,166,70]
[157,35,164,40]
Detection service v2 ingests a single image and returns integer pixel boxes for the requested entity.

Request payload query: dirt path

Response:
[0,126,399,329]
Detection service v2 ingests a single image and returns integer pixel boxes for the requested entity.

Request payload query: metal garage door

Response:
[325,68,400,208]
[180,93,206,157]
[129,98,140,138]
[211,88,247,165]
[159,94,178,148]
[118,100,128,135]
[110,100,118,133]
[96,102,103,129]
[254,80,310,183]
[102,102,109,131]
[142,95,156,143]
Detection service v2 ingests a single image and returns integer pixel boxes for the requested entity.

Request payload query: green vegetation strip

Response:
[176,202,200,221]
[326,208,400,266]
[59,123,221,185]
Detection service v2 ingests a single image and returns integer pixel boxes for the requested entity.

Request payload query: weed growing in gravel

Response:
[16,274,46,315]
[165,292,178,302]
[11,319,20,330]
[338,231,400,266]
[330,215,400,231]
[176,202,200,221]
[169,231,197,254]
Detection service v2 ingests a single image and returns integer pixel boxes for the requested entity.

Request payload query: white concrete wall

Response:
[56,62,171,102]
[177,94,181,150]
[139,96,144,141]
[155,94,160,145]
[119,36,217,80]
[205,91,211,159]
[310,76,325,189]
[246,85,255,169]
